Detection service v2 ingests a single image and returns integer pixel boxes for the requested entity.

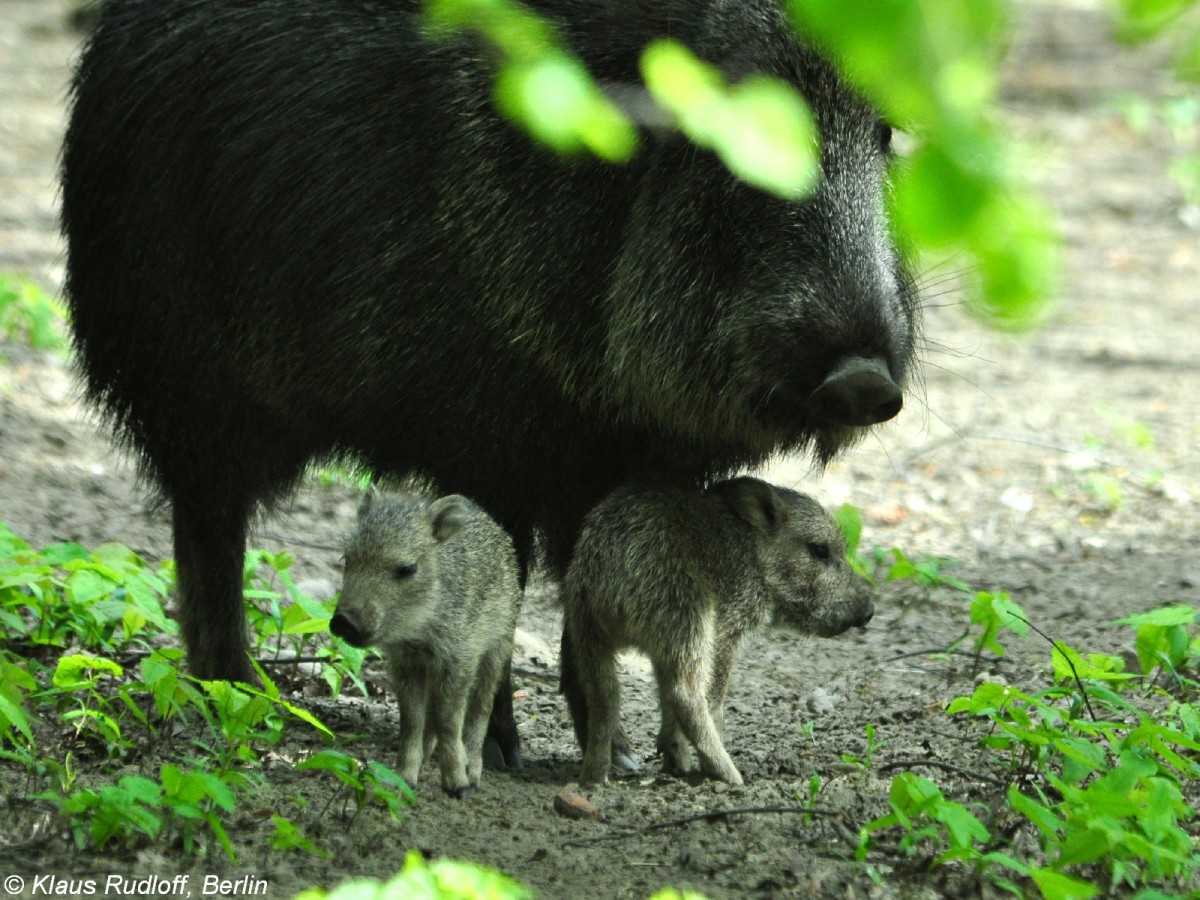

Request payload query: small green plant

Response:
[42,762,241,860]
[241,549,368,698]
[947,640,1200,894]
[48,772,166,853]
[0,272,66,350]
[798,772,823,823]
[857,772,991,865]
[962,590,1028,661]
[833,503,871,578]
[1078,471,1123,512]
[296,749,416,823]
[877,547,970,594]
[270,814,328,857]
[0,649,37,748]
[1114,604,1199,694]
[841,723,883,773]
[45,654,133,757]
[0,526,175,651]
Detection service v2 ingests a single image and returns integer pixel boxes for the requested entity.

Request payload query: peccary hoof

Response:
[482,736,523,772]
[611,745,642,774]
[445,783,476,800]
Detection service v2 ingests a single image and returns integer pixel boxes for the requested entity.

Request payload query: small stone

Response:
[553,789,601,821]
[805,687,836,716]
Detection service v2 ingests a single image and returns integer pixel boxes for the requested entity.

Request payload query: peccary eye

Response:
[876,121,893,155]
[393,563,417,580]
[806,542,831,562]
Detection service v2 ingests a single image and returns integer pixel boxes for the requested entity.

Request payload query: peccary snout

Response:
[809,357,904,427]
[328,610,366,647]
[857,599,876,628]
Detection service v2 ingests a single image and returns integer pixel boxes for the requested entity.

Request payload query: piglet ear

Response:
[357,483,382,518]
[428,495,470,542]
[710,477,786,533]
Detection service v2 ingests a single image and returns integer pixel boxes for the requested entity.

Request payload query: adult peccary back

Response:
[330,490,521,798]
[61,0,919,767]
[563,478,873,785]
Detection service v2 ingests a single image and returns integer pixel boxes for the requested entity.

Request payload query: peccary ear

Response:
[711,478,787,533]
[428,495,470,542]
[357,483,382,518]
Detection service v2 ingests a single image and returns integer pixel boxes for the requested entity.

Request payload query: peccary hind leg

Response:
[561,629,641,773]
[657,661,743,786]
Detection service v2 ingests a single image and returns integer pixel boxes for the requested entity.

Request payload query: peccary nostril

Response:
[857,600,875,628]
[329,610,365,646]
[809,357,903,427]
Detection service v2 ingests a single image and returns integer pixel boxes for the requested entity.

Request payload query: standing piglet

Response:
[331,490,521,798]
[564,477,873,786]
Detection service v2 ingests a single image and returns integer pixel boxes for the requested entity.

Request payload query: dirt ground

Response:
[1,0,1198,897]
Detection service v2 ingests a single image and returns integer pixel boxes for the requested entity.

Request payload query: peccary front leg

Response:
[171,499,254,683]
[388,658,432,788]
[464,649,508,788]
[657,661,743,786]
[431,668,475,798]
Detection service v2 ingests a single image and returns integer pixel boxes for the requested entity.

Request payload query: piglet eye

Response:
[393,563,418,580]
[876,120,893,154]
[806,542,831,562]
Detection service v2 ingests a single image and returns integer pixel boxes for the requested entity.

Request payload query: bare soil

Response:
[1,1,1198,897]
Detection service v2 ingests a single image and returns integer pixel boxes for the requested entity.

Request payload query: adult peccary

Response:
[330,490,521,797]
[60,0,919,769]
[563,478,873,785]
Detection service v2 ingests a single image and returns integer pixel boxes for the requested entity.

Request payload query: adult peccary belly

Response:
[61,0,919,768]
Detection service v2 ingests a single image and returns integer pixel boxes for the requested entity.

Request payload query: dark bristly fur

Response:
[60,0,919,767]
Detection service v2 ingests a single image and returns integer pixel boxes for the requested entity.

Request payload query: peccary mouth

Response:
[806,357,903,428]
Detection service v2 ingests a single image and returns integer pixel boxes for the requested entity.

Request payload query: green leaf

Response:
[52,654,124,688]
[0,692,34,744]
[65,569,118,606]
[642,39,819,198]
[1030,867,1101,900]
[934,801,989,849]
[833,504,863,557]
[1007,785,1065,839]
[1115,604,1197,628]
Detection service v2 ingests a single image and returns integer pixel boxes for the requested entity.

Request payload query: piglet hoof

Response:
[704,763,743,786]
[444,783,476,801]
[611,745,642,774]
